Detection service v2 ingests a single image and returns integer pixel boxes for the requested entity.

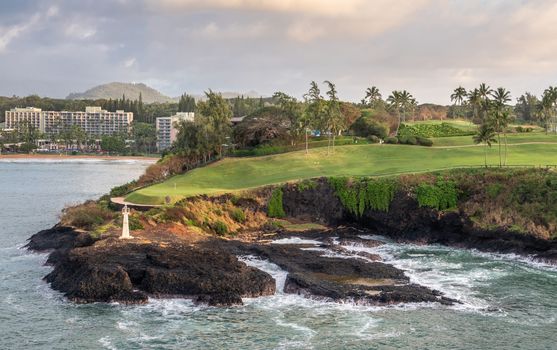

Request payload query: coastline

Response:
[0,154,159,161]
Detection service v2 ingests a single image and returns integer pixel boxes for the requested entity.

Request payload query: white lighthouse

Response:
[120,204,132,239]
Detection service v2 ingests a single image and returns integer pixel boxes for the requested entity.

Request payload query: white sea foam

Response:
[270,237,322,245]
[239,255,288,293]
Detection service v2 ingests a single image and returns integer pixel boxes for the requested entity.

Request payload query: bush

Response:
[128,215,144,230]
[417,137,433,147]
[60,201,114,229]
[398,123,474,138]
[328,177,396,216]
[268,188,286,218]
[350,117,389,139]
[367,135,381,143]
[399,135,418,145]
[415,180,458,210]
[230,208,246,223]
[385,136,399,144]
[110,181,137,197]
[212,220,228,236]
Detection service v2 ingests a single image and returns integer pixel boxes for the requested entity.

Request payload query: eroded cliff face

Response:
[281,179,557,262]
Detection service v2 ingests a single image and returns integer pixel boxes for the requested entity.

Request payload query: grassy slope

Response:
[127,139,557,204]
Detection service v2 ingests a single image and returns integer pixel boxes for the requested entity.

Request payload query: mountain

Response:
[66,82,176,103]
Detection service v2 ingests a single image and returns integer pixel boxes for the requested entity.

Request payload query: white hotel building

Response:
[156,112,194,151]
[4,106,133,136]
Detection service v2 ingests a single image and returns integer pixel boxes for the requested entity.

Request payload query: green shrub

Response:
[417,137,433,147]
[230,208,246,223]
[415,180,458,210]
[109,181,137,197]
[399,123,474,138]
[60,201,114,230]
[128,215,144,230]
[367,135,381,143]
[486,183,503,199]
[268,188,286,218]
[212,220,228,236]
[385,136,398,144]
[329,177,396,216]
[399,135,417,145]
[297,179,318,191]
[350,117,389,139]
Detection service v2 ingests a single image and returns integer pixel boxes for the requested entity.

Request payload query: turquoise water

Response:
[0,160,556,349]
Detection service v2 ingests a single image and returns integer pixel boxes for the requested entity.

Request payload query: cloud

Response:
[64,22,97,40]
[0,5,58,52]
[123,57,137,68]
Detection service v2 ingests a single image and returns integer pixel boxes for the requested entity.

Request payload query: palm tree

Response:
[491,87,512,165]
[324,80,343,154]
[478,83,493,122]
[387,90,416,135]
[542,86,557,133]
[473,123,497,168]
[450,86,468,119]
[364,86,382,108]
[467,89,481,124]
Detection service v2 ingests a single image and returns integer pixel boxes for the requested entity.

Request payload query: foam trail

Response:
[239,255,288,293]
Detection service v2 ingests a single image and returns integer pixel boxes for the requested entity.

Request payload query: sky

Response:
[1,0,557,104]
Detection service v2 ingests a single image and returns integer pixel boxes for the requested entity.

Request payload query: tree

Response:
[196,90,232,157]
[323,80,344,154]
[303,81,324,154]
[387,90,416,135]
[468,88,482,124]
[132,122,156,154]
[273,92,303,145]
[473,123,497,168]
[101,134,126,154]
[364,86,382,109]
[450,86,468,118]
[491,87,512,165]
[515,92,540,122]
[478,83,493,122]
[70,125,87,151]
[541,86,557,133]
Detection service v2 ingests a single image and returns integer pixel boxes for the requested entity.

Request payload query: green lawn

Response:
[126,141,557,205]
[406,119,477,132]
[432,132,557,147]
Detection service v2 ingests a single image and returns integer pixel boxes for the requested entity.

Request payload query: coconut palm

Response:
[387,90,416,135]
[478,83,493,121]
[491,87,512,165]
[467,88,481,123]
[473,123,497,168]
[364,86,382,108]
[450,86,468,119]
[323,80,344,154]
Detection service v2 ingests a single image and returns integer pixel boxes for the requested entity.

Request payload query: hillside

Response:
[66,82,176,103]
[125,140,557,205]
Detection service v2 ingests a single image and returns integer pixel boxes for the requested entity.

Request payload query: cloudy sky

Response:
[1,0,556,103]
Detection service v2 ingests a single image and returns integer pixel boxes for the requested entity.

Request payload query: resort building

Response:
[4,106,133,136]
[156,112,195,151]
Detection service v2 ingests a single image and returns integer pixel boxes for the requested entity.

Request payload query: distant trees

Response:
[178,93,196,113]
[132,122,156,154]
[387,90,417,135]
[173,90,232,162]
[363,86,383,109]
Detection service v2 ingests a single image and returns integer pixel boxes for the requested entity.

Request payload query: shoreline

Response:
[0,154,159,161]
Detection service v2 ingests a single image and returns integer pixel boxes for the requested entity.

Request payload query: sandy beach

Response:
[0,153,159,161]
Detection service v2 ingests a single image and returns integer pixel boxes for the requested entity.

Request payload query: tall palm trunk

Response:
[305,129,309,155]
[332,133,336,154]
[484,143,488,168]
[504,132,508,166]
[395,112,401,136]
[497,132,502,167]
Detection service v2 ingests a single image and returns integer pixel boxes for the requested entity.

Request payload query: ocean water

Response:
[1,160,556,349]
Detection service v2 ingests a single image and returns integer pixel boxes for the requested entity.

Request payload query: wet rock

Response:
[45,240,275,305]
[243,243,453,306]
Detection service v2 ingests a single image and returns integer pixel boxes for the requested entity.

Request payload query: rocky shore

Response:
[27,225,454,306]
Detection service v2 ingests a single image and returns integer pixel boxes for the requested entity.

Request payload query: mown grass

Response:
[432,132,557,147]
[126,140,557,204]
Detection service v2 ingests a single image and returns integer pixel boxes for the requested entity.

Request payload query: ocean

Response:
[0,159,555,349]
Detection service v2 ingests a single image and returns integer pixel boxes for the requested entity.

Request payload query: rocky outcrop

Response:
[228,239,455,306]
[29,228,275,306]
[281,180,557,263]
